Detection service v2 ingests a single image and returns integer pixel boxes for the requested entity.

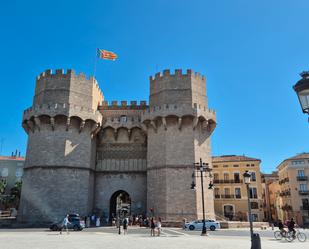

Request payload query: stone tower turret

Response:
[19,69,103,224]
[142,69,216,222]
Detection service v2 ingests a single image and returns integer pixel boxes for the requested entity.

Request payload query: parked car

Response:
[50,214,85,231]
[185,219,221,231]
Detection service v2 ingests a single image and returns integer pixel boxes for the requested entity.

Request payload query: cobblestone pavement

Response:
[0,227,307,249]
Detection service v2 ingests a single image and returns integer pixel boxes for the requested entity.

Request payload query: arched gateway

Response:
[109,190,131,220]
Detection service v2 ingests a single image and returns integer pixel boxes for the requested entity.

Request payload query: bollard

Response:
[251,233,261,249]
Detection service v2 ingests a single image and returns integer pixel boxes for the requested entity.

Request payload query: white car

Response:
[185,219,221,231]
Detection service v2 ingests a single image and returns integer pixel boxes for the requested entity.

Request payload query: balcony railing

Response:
[297,176,308,181]
[221,194,235,199]
[215,194,241,199]
[299,190,309,195]
[279,177,289,185]
[300,206,309,211]
[282,204,293,211]
[213,179,243,184]
[279,191,291,197]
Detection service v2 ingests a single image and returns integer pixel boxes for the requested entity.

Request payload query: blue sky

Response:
[0,0,308,173]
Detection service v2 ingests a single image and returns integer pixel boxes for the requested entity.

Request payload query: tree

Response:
[9,181,22,209]
[0,179,6,195]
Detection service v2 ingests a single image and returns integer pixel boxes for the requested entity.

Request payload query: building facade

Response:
[18,69,217,225]
[277,153,309,226]
[261,171,279,221]
[212,155,264,222]
[0,156,24,195]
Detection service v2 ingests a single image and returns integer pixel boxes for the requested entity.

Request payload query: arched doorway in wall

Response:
[223,204,234,221]
[109,190,131,222]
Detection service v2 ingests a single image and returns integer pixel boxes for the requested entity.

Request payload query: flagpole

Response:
[93,49,98,80]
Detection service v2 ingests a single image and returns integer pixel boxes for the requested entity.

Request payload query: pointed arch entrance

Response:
[109,190,131,221]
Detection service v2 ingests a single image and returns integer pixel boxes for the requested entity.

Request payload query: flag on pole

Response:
[97,49,118,60]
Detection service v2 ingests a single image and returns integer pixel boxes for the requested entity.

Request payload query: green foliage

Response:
[0,181,22,210]
[0,179,7,195]
[10,181,22,199]
[9,181,22,209]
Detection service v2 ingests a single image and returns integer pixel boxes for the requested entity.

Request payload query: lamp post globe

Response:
[293,71,309,115]
[243,171,251,185]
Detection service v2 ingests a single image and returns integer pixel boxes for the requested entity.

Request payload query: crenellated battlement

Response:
[149,69,206,82]
[99,100,148,110]
[34,69,104,110]
[23,102,102,125]
[141,103,216,125]
[35,69,103,99]
[36,69,94,81]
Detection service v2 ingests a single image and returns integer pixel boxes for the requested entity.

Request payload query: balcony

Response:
[214,194,220,199]
[297,176,308,181]
[299,190,309,195]
[213,179,243,184]
[282,204,293,211]
[300,206,309,211]
[221,194,235,199]
[279,177,289,185]
[279,191,291,197]
[235,195,241,199]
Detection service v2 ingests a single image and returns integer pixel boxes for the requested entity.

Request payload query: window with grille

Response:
[298,170,305,177]
[249,187,258,199]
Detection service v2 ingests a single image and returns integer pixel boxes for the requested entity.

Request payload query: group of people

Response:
[277,218,297,237]
[116,216,162,236]
[150,217,162,236]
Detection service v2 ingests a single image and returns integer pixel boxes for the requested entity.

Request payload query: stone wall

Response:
[94,173,147,217]
[19,69,101,224]
[18,167,94,224]
[146,70,216,222]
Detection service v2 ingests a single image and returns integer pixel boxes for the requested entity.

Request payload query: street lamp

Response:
[243,171,261,249]
[293,71,309,118]
[191,158,213,236]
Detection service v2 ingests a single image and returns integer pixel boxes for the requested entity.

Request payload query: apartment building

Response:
[261,171,279,221]
[212,155,264,222]
[277,153,309,226]
[0,155,25,194]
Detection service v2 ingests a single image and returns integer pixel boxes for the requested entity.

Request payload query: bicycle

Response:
[274,229,287,240]
[285,229,307,242]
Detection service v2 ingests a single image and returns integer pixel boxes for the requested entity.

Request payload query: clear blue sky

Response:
[0,0,308,173]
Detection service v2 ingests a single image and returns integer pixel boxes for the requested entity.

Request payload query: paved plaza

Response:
[0,227,308,249]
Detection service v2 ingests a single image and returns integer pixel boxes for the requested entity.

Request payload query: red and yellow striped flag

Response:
[97,49,118,61]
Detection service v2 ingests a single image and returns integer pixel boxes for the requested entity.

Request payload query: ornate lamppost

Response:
[243,171,261,249]
[191,158,213,236]
[293,71,309,119]
[293,72,309,223]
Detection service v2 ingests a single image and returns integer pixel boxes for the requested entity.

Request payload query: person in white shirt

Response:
[60,214,71,235]
[156,217,162,236]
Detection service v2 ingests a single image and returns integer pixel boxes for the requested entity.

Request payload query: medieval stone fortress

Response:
[0,68,305,228]
[18,68,217,225]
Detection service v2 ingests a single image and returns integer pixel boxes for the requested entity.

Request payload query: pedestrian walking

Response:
[86,215,91,228]
[91,214,96,227]
[123,217,128,235]
[156,217,162,236]
[150,218,156,236]
[60,214,70,235]
[84,216,87,228]
[96,217,100,227]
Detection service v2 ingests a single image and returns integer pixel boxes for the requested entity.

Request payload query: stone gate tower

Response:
[142,69,216,222]
[19,68,216,225]
[19,69,103,224]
